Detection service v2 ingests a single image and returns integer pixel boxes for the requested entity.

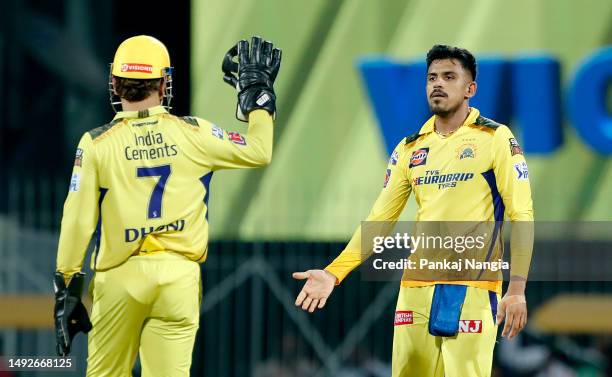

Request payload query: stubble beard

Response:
[429,99,462,118]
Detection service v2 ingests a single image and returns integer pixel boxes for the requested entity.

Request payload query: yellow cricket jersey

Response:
[325,108,533,293]
[56,106,273,277]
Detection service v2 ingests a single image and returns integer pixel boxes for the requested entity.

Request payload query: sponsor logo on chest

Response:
[413,170,475,189]
[409,148,429,168]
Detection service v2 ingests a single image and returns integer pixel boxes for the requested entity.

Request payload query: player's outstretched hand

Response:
[293,270,336,313]
[496,294,527,340]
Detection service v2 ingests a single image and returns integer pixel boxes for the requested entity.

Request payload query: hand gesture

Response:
[293,270,336,313]
[496,294,527,339]
[221,36,282,121]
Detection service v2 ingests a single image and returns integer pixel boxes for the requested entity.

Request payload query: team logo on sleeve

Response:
[211,125,224,140]
[69,173,81,192]
[509,138,523,156]
[74,148,83,167]
[514,161,529,180]
[228,132,246,145]
[394,311,413,326]
[383,169,391,188]
[409,148,429,168]
[389,150,399,166]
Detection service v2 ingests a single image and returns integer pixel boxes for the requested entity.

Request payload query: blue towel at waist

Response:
[428,284,468,337]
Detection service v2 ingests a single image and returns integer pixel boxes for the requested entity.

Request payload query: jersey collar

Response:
[419,107,481,134]
[113,105,168,120]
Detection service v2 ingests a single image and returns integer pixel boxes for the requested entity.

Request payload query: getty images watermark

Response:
[371,232,509,273]
[361,221,612,282]
[359,221,531,282]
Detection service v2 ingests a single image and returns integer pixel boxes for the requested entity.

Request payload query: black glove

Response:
[53,272,92,356]
[222,36,282,122]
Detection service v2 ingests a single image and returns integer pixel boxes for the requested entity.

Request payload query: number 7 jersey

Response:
[56,106,273,276]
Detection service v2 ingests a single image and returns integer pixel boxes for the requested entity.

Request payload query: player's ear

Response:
[158,79,166,99]
[465,81,477,99]
[111,76,119,96]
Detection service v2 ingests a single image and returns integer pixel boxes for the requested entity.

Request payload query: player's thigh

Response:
[140,256,201,377]
[86,265,153,377]
[441,287,499,377]
[392,286,444,377]
[150,254,201,320]
[139,316,199,377]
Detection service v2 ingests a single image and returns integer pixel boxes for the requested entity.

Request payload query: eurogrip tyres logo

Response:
[359,47,612,155]
[120,63,153,74]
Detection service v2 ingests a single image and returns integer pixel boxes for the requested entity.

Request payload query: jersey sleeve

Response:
[195,109,273,170]
[325,141,412,284]
[492,126,534,279]
[56,133,101,278]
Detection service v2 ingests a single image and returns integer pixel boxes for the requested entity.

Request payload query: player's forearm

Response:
[245,109,274,165]
[506,214,531,298]
[325,252,362,285]
[56,249,88,277]
[324,225,370,284]
[506,278,526,295]
[508,219,534,282]
[56,219,94,276]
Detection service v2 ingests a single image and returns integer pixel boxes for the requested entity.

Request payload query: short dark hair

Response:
[426,44,477,80]
[113,76,162,102]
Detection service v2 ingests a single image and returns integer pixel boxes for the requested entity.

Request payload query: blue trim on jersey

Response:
[480,170,505,279]
[481,169,505,222]
[489,290,498,323]
[200,172,213,220]
[93,187,109,269]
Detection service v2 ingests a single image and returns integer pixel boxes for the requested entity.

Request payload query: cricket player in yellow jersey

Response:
[53,35,281,376]
[294,45,533,377]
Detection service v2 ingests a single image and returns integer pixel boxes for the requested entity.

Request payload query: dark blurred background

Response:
[1,0,190,176]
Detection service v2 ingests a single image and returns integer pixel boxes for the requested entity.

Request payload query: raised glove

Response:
[222,36,281,121]
[53,272,92,356]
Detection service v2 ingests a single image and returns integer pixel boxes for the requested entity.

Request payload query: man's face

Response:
[426,58,475,116]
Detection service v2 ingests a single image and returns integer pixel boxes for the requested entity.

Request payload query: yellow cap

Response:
[111,35,170,79]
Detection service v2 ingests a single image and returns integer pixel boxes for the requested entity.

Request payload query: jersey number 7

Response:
[136,164,172,219]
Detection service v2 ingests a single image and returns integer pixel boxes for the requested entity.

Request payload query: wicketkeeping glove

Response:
[222,36,282,122]
[53,272,92,356]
